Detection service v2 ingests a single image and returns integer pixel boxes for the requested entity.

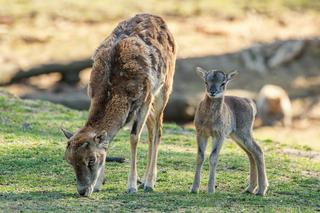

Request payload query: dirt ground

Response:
[255,124,320,151]
[1,12,320,70]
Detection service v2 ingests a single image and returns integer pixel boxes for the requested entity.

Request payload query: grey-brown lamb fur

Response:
[191,67,269,196]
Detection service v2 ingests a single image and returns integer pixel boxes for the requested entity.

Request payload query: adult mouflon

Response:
[191,67,268,196]
[61,13,176,196]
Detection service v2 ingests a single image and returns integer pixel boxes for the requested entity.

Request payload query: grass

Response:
[0,91,319,212]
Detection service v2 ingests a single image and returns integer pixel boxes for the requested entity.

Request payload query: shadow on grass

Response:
[1,186,318,212]
[0,133,319,211]
[103,185,319,211]
[0,191,76,201]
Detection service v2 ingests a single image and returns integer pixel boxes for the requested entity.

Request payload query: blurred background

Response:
[0,0,319,151]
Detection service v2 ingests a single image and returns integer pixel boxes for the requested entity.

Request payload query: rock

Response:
[268,40,305,68]
[241,40,306,73]
[241,44,268,73]
[164,92,203,123]
[22,86,90,110]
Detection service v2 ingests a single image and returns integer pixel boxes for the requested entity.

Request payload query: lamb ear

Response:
[94,131,108,146]
[196,67,208,80]
[61,128,73,139]
[227,70,238,81]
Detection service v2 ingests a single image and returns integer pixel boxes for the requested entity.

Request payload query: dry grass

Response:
[1,0,320,71]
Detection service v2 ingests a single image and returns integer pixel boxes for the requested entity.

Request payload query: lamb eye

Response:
[221,83,225,87]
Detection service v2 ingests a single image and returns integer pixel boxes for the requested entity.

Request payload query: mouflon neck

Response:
[204,94,224,113]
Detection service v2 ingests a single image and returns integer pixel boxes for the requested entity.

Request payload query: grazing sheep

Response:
[61,13,176,196]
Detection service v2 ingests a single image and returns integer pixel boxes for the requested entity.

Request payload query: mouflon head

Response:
[196,67,238,98]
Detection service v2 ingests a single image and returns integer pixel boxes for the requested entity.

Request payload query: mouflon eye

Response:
[220,82,226,87]
[88,157,96,167]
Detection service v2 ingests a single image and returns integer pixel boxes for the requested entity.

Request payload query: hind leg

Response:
[231,134,258,194]
[143,111,163,192]
[251,140,269,196]
[234,133,268,196]
[139,120,153,189]
[143,91,168,192]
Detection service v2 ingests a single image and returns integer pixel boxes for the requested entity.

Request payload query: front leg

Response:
[191,134,208,193]
[208,134,224,193]
[128,100,151,194]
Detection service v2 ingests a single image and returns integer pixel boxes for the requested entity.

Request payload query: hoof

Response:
[144,186,154,193]
[244,186,257,194]
[255,185,268,196]
[190,189,199,194]
[255,190,267,196]
[93,188,101,192]
[243,190,252,194]
[207,188,215,194]
[138,183,145,189]
[137,178,142,184]
[128,188,137,194]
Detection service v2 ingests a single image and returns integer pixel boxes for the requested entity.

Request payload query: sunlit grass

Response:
[0,92,319,212]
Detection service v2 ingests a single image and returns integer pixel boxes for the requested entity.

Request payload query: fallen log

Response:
[1,39,318,88]
[1,58,92,85]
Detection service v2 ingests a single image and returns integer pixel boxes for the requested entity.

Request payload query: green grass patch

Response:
[0,92,319,212]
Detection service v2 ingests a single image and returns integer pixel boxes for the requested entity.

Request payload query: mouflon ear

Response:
[196,67,208,80]
[94,131,108,146]
[61,128,73,139]
[227,70,238,81]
